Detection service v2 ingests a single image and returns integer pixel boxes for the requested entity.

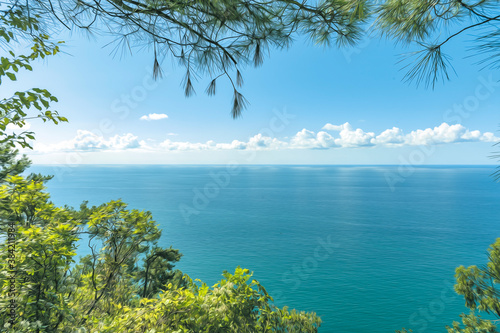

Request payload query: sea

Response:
[28,164,500,333]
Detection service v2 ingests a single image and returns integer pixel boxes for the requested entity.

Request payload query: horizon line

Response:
[30,163,498,167]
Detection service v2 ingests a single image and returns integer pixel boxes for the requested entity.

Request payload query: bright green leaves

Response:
[0,88,66,149]
[0,148,321,332]
[0,3,325,331]
[0,9,66,149]
[400,238,500,332]
[443,238,500,332]
[446,313,498,333]
[0,28,14,43]
[85,200,163,292]
[66,200,176,328]
[0,172,81,331]
[0,175,51,226]
[5,72,16,81]
[87,200,161,250]
[0,171,170,331]
[453,239,500,318]
[97,267,321,333]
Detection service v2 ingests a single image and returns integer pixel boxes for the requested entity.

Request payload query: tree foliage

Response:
[0,6,322,331]
[446,312,498,333]
[2,1,500,332]
[0,145,30,183]
[0,151,321,332]
[3,0,498,115]
[100,267,321,333]
[2,0,498,119]
[0,7,67,148]
[2,0,372,117]
[374,0,500,88]
[444,238,500,332]
[0,169,184,331]
[398,239,500,332]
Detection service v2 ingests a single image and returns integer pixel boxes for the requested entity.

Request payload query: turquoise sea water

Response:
[29,165,500,333]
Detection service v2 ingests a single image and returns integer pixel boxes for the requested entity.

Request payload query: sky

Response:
[5,24,500,165]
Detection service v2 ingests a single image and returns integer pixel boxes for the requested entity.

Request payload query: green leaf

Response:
[40,98,49,108]
[6,72,16,81]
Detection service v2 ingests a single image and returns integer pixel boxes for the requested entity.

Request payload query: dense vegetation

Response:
[1,0,500,332]
[0,6,322,332]
[0,147,321,332]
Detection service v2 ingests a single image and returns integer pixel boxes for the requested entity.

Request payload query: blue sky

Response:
[6,27,500,164]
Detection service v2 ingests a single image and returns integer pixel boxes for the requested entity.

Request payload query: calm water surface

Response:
[29,165,500,333]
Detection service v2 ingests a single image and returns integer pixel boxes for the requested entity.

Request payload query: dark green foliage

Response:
[0,145,30,183]
[0,149,321,332]
[4,0,372,117]
[0,167,185,331]
[0,9,322,330]
[5,0,497,109]
[446,313,498,333]
[454,239,500,317]
[375,0,500,88]
[137,246,185,297]
[400,239,500,332]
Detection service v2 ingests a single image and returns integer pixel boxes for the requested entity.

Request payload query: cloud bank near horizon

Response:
[31,122,498,153]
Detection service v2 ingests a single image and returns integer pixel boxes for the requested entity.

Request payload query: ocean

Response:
[29,165,500,333]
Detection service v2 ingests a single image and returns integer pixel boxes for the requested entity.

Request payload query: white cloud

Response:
[290,129,336,149]
[247,134,287,150]
[322,123,345,131]
[336,124,375,148]
[108,133,142,149]
[34,130,147,153]
[403,123,495,145]
[158,134,287,151]
[372,127,405,146]
[321,122,375,147]
[159,139,210,151]
[31,123,499,154]
[140,113,168,121]
[322,122,498,147]
[405,123,464,145]
[215,140,247,150]
[479,132,497,142]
